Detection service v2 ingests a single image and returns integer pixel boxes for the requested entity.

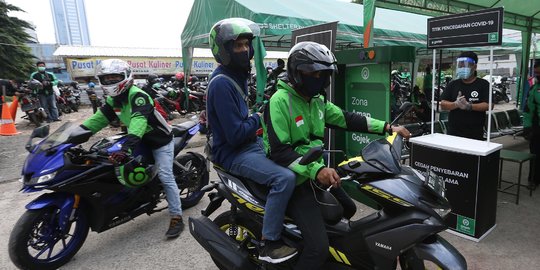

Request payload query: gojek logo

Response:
[362,67,370,80]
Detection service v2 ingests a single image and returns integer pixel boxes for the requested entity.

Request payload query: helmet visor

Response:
[99,74,125,86]
[456,57,475,68]
[216,18,260,42]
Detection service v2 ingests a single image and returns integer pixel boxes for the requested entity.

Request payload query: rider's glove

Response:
[109,150,130,165]
[455,95,472,111]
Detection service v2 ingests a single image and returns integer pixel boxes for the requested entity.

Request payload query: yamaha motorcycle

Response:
[189,104,466,270]
[9,120,209,270]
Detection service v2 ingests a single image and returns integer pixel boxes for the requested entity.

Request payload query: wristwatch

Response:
[386,124,393,135]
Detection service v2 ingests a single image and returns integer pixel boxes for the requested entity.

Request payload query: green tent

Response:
[353,0,540,107]
[180,0,436,88]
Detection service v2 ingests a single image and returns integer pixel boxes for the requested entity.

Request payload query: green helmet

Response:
[209,18,260,65]
[115,156,157,188]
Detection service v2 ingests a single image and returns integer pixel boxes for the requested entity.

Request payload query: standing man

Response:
[30,61,60,122]
[423,66,433,101]
[206,18,297,264]
[523,60,540,190]
[264,41,410,269]
[440,51,489,140]
[80,59,184,238]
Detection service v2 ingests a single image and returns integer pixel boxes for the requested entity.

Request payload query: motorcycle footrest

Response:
[188,216,256,270]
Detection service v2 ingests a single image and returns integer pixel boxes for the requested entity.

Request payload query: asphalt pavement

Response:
[0,104,539,269]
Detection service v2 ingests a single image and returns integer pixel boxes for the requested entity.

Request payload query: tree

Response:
[0,2,36,80]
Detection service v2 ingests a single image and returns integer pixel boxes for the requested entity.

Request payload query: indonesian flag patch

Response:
[295,115,304,127]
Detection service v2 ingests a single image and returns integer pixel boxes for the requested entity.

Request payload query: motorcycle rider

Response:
[80,59,184,238]
[206,18,298,263]
[263,41,411,269]
[30,61,60,122]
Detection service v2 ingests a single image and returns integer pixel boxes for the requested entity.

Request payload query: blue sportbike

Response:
[8,121,208,270]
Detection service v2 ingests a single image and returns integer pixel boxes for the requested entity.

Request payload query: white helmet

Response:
[95,59,133,97]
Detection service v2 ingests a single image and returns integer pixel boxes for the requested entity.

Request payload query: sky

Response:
[6,0,195,48]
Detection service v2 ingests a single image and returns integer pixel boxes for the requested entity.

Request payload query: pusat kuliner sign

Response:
[427,7,503,49]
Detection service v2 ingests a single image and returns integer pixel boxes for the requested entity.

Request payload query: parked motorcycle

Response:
[18,89,47,126]
[9,120,209,270]
[492,77,510,104]
[190,103,466,270]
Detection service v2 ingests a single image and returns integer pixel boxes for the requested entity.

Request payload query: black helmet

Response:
[287,42,337,97]
[147,74,159,84]
[28,79,43,91]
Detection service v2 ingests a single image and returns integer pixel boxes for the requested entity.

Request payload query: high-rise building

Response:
[50,0,90,45]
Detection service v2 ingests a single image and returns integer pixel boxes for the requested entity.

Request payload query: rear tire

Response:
[174,153,209,209]
[9,207,89,270]
[212,211,262,269]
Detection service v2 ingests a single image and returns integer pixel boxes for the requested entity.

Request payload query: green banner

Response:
[363,0,376,48]
[253,36,267,105]
[456,215,476,236]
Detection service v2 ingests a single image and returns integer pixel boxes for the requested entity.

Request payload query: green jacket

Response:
[263,80,388,185]
[30,71,58,95]
[524,83,540,128]
[82,86,172,151]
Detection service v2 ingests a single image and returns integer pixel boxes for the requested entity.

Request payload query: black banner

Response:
[427,7,503,49]
[291,21,337,51]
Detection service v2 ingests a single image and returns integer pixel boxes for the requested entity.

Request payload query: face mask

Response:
[456,67,472,80]
[230,51,251,72]
[301,74,328,97]
[38,67,46,72]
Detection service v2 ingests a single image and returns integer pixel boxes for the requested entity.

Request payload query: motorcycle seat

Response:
[190,91,205,97]
[213,166,269,202]
[172,121,198,137]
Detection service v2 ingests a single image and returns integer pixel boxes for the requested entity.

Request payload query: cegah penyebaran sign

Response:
[66,57,283,78]
[427,7,503,49]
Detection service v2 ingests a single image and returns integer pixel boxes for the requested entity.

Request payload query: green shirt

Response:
[263,80,387,185]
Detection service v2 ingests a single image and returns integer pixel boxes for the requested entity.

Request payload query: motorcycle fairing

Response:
[25,192,76,233]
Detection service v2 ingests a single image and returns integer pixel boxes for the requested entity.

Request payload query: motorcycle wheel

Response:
[213,211,262,269]
[62,105,71,114]
[399,249,445,270]
[174,153,209,209]
[8,207,89,270]
[504,96,510,103]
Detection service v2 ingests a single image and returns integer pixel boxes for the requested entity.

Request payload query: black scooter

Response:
[189,103,466,270]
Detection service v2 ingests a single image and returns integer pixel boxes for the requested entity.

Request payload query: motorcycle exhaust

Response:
[37,107,47,118]
[189,216,257,270]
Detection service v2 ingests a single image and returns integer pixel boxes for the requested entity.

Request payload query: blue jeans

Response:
[152,139,182,216]
[38,94,59,121]
[229,138,296,240]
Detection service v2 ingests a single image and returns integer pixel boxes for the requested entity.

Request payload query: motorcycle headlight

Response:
[29,172,57,185]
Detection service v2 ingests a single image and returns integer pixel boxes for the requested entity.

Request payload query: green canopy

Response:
[353,0,540,107]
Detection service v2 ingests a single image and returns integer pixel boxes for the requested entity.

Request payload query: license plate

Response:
[425,170,446,197]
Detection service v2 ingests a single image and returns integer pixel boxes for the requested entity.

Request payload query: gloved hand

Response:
[522,127,532,141]
[454,91,472,110]
[109,150,130,164]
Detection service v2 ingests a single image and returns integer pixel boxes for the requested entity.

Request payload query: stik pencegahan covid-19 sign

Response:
[427,7,503,49]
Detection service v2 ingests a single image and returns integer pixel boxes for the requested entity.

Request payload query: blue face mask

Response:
[456,67,472,80]
[301,74,328,97]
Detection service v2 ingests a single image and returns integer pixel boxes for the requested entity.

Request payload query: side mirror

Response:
[298,146,324,165]
[25,125,50,151]
[31,125,50,139]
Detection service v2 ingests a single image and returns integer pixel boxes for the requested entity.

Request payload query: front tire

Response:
[399,249,445,270]
[174,153,209,209]
[9,207,89,270]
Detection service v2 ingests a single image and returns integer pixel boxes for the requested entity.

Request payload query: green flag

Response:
[363,0,376,48]
[253,36,267,105]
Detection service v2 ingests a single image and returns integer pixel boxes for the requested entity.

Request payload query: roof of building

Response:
[53,45,288,58]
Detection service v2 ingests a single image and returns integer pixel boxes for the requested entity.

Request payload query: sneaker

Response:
[165,216,184,238]
[258,239,298,264]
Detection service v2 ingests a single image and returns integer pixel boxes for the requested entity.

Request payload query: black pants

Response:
[287,181,356,270]
[529,131,540,185]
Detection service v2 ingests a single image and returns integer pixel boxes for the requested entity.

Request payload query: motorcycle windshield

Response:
[361,138,401,174]
[35,122,80,153]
